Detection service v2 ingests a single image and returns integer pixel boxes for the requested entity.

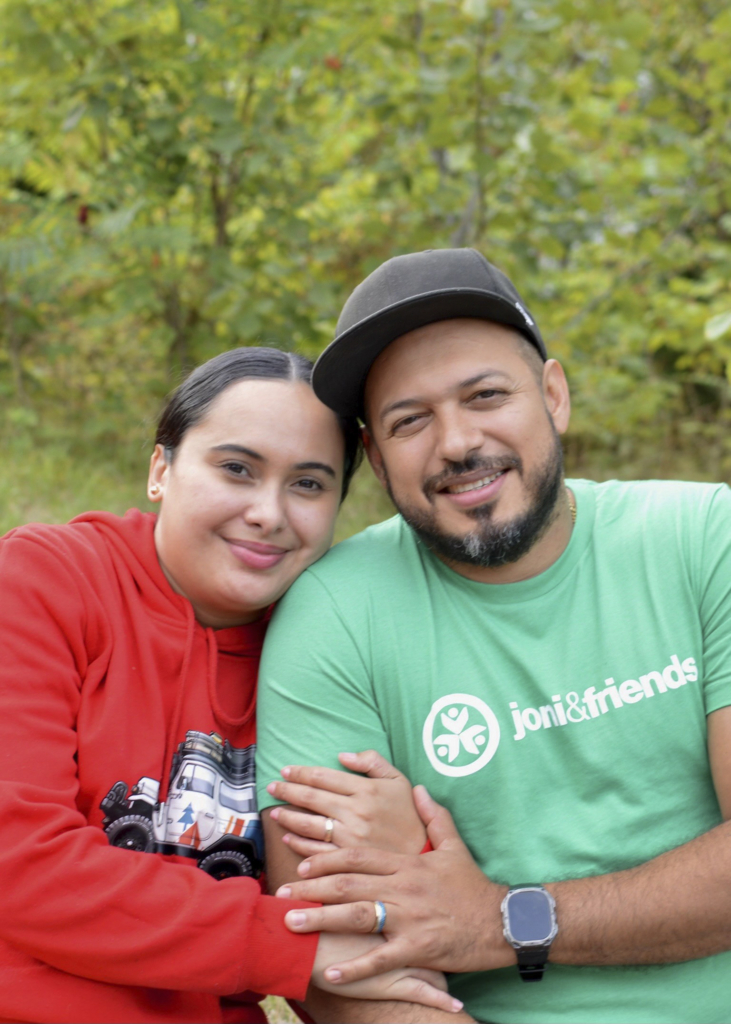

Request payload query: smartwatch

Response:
[501,885,558,981]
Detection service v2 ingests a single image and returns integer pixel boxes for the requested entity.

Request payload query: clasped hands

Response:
[267,752,514,988]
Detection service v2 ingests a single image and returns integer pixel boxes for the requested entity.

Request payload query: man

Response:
[256,248,731,1024]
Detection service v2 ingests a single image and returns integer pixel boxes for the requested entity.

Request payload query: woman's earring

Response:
[149,484,161,498]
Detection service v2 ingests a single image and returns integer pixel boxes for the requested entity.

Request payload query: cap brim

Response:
[312,288,546,418]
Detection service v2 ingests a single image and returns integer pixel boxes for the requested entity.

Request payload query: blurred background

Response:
[1,0,730,542]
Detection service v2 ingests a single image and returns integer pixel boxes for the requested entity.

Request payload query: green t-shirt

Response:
[256,479,731,1024]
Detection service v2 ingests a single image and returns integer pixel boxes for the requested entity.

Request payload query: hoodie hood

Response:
[71,508,269,650]
[72,508,196,627]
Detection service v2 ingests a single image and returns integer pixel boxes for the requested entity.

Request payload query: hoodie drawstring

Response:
[159,602,196,802]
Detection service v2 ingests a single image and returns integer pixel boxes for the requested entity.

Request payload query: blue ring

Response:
[373,900,387,934]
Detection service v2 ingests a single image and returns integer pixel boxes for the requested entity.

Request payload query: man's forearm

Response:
[471,817,731,970]
[546,818,731,966]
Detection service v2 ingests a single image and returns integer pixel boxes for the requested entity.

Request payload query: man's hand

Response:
[276,785,514,983]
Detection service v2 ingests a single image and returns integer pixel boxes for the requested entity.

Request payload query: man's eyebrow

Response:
[210,444,265,460]
[458,369,512,389]
[379,370,511,421]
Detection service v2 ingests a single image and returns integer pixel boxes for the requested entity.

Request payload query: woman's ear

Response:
[147,444,170,504]
[542,359,571,435]
[362,426,388,490]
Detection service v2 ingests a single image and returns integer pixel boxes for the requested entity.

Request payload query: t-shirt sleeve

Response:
[698,484,731,714]
[256,569,392,811]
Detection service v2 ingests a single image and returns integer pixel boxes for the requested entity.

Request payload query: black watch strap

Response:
[516,944,551,981]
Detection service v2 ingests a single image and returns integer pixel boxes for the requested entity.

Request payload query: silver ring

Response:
[324,817,335,843]
[371,900,387,934]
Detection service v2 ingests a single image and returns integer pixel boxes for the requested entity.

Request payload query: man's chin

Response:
[431,497,507,533]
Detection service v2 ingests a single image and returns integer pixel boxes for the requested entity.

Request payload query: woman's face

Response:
[148,378,345,628]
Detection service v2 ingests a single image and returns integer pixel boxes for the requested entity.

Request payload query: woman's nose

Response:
[240,485,287,534]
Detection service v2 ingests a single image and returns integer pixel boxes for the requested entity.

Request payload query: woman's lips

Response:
[226,539,290,570]
[438,468,509,508]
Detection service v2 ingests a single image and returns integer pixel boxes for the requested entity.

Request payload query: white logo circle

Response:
[422,693,500,777]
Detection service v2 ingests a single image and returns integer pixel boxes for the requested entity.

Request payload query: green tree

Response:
[1,0,730,531]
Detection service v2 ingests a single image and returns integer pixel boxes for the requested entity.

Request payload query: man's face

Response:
[363,318,571,570]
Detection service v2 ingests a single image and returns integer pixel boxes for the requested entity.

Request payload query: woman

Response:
[0,348,456,1024]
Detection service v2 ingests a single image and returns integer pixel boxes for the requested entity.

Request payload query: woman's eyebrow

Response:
[294,462,336,478]
[211,444,264,460]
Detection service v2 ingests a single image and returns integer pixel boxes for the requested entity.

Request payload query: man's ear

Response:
[362,426,388,491]
[147,444,170,503]
[542,359,571,435]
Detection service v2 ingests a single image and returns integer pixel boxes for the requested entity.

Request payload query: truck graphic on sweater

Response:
[101,731,263,880]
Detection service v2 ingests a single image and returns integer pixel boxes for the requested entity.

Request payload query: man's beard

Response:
[384,428,565,569]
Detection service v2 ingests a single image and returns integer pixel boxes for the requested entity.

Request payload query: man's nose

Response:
[241,484,287,534]
[434,407,484,464]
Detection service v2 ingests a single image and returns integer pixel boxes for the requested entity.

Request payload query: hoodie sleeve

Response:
[0,530,317,999]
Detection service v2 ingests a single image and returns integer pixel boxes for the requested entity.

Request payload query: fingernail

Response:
[286,911,306,927]
[270,806,279,820]
[276,886,291,898]
[325,968,341,982]
[298,860,311,876]
[452,999,464,1012]
[266,783,277,794]
[282,833,291,844]
[339,752,356,758]
[281,766,291,778]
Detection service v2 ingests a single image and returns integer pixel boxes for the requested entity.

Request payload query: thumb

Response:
[338,750,404,780]
[413,785,462,849]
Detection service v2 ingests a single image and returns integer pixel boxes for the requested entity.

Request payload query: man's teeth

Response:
[447,471,504,494]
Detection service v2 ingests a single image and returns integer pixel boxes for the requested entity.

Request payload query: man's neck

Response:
[435,486,576,585]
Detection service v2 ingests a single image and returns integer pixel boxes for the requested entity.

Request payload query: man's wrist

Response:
[478,883,515,971]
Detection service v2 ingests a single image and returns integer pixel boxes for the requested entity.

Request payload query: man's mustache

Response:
[423,453,523,500]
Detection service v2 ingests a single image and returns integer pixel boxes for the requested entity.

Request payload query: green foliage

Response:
[1,0,730,532]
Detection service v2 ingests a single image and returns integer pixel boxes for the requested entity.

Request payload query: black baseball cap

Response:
[312,247,546,418]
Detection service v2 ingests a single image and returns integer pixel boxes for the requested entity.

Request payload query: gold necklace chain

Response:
[567,488,577,525]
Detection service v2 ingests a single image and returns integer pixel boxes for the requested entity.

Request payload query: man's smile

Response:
[442,470,507,495]
[437,468,510,509]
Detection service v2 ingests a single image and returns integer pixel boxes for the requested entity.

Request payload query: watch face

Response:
[508,889,553,943]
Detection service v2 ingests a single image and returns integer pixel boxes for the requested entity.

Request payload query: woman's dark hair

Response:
[155,347,362,500]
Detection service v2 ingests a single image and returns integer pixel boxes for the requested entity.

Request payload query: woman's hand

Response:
[311,933,463,1014]
[266,750,427,856]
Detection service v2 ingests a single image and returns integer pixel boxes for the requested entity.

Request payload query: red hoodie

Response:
[0,509,317,1024]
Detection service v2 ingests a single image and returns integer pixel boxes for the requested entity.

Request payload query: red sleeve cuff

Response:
[245,895,319,1000]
